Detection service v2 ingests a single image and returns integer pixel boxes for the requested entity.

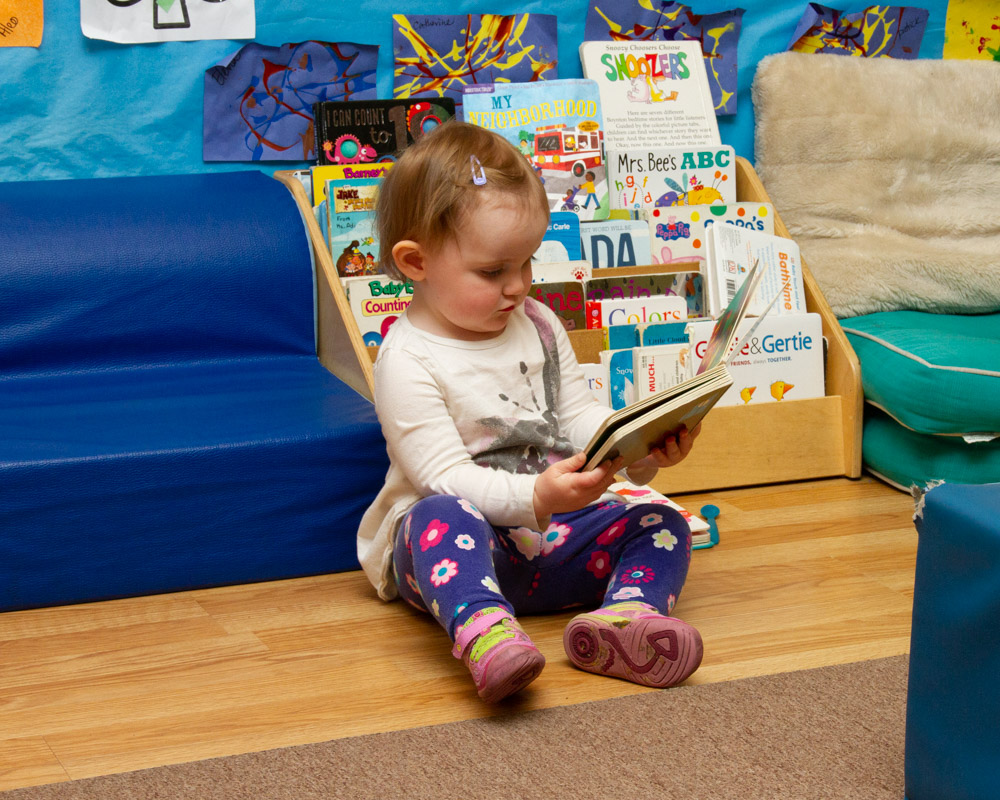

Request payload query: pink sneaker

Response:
[452,607,545,703]
[563,601,703,688]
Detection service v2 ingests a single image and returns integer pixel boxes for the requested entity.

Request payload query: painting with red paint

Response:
[203,40,378,162]
[392,13,557,112]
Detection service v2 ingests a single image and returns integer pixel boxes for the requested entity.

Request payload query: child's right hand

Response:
[532,452,624,520]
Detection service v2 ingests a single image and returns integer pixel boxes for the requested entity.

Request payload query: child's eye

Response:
[480,268,504,278]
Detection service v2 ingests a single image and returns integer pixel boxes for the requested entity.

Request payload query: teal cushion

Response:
[863,406,1000,490]
[842,311,1000,436]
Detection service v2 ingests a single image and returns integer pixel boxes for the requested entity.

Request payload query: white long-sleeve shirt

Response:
[357,298,641,600]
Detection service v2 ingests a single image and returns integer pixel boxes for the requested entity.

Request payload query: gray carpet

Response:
[5,655,909,799]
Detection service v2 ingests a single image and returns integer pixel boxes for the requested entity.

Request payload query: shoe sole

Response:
[563,615,703,688]
[478,646,546,703]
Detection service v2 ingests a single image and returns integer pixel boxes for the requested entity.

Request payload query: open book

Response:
[583,257,782,470]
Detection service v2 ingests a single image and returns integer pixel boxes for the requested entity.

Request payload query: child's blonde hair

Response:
[375,120,550,279]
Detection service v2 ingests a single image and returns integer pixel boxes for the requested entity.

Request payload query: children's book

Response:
[347,275,414,346]
[687,312,825,407]
[579,218,652,269]
[586,294,687,329]
[581,362,610,407]
[313,98,455,166]
[607,480,712,546]
[647,202,775,266]
[607,145,737,213]
[311,163,393,208]
[633,343,691,401]
[582,254,777,470]
[462,79,610,222]
[579,40,720,151]
[703,224,807,319]
[325,177,380,278]
[600,348,636,410]
[535,213,582,263]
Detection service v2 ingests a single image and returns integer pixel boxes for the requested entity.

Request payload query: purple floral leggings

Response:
[392,494,693,640]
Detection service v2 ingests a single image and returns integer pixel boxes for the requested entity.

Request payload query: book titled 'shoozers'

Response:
[583,254,775,470]
[313,98,456,165]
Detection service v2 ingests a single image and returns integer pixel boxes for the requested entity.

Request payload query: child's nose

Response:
[504,271,526,296]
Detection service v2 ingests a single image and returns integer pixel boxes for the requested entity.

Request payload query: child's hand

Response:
[533,453,624,520]
[629,422,702,473]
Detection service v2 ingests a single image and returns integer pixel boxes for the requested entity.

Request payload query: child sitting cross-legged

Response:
[357,120,703,703]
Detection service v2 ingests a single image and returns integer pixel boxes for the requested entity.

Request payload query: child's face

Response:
[412,192,547,341]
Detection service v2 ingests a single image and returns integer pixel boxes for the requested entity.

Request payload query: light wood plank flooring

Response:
[0,475,918,791]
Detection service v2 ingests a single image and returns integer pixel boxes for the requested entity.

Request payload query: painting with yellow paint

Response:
[944,0,1000,60]
[0,0,43,47]
[392,14,557,112]
[583,0,744,115]
[787,3,929,58]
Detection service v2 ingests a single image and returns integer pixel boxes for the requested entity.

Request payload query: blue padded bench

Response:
[0,171,388,612]
[906,481,1000,799]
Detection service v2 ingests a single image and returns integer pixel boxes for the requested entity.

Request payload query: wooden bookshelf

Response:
[274,156,862,493]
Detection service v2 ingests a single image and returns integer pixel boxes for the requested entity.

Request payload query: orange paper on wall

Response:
[0,0,42,47]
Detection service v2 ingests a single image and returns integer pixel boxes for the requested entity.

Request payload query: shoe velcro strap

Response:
[452,608,512,658]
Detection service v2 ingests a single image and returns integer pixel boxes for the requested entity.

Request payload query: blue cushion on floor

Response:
[906,481,1000,800]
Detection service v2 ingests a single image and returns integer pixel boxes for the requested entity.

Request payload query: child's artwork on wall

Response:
[392,13,558,111]
[203,41,378,162]
[943,0,1000,60]
[583,0,744,115]
[81,0,255,43]
[1,0,43,47]
[787,3,929,57]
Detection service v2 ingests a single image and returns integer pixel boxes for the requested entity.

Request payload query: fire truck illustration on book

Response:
[533,121,604,178]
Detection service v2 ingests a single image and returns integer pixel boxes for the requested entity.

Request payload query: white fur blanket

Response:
[752,52,1000,318]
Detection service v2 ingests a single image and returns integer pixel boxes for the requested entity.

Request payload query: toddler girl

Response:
[357,121,702,703]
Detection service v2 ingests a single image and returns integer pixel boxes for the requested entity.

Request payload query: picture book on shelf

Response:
[462,79,610,222]
[347,275,414,346]
[607,145,737,213]
[536,212,582,263]
[579,40,720,151]
[579,218,651,269]
[310,163,393,208]
[687,312,825,407]
[703,224,807,319]
[325,177,380,278]
[313,98,455,166]
[582,254,776,470]
[647,202,775,266]
[586,294,687,329]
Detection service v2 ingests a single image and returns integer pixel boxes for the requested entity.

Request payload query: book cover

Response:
[600,348,635,410]
[325,177,380,278]
[586,294,687,329]
[579,218,652,269]
[687,313,825,407]
[313,98,455,165]
[647,202,775,266]
[581,362,610,407]
[311,163,393,208]
[633,343,691,401]
[579,39,720,151]
[607,145,737,213]
[607,480,711,545]
[530,279,587,331]
[704,224,807,319]
[347,276,414,346]
[463,79,610,222]
[536,212,582,263]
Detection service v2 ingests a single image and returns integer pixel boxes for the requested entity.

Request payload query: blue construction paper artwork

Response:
[203,40,378,162]
[788,3,929,58]
[584,0,744,115]
[393,14,558,111]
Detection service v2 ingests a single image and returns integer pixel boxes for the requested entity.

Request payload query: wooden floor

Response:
[0,475,919,792]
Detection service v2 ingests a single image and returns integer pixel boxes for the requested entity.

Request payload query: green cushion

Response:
[842,311,1000,436]
[863,406,1000,490]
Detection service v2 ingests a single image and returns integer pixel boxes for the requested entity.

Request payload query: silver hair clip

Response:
[470,155,487,186]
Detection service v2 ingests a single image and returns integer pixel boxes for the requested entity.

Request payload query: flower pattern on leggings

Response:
[419,519,449,551]
[430,558,458,587]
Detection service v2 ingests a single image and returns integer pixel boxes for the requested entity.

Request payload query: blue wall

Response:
[0,0,948,183]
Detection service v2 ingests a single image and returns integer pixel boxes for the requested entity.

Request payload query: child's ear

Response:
[391,240,426,282]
